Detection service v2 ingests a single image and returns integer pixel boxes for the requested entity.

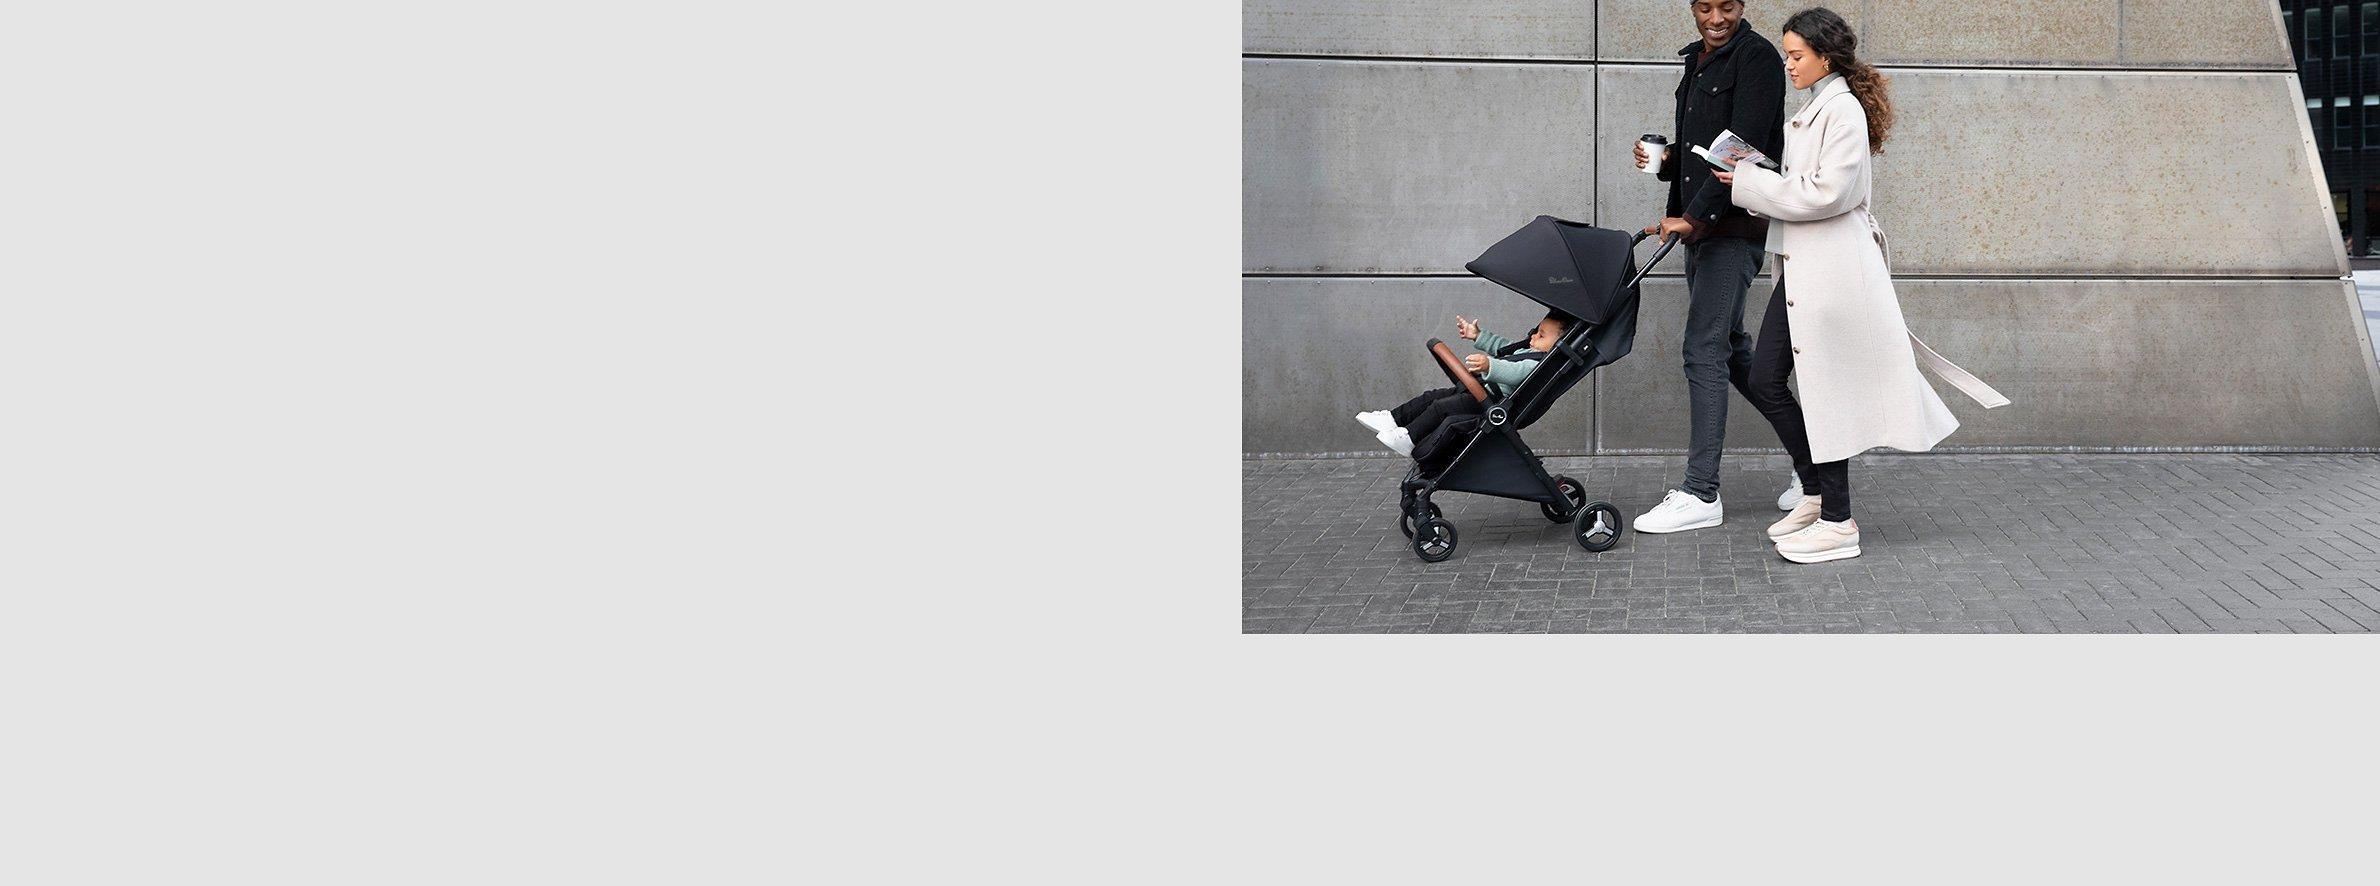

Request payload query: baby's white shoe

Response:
[1376,427,1414,456]
[1355,410,1398,434]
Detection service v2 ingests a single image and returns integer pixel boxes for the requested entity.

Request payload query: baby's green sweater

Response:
[1470,330,1544,398]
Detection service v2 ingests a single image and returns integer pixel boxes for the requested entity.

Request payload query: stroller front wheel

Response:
[1412,518,1457,562]
[1574,501,1623,553]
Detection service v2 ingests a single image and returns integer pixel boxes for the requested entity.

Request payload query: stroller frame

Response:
[1399,227,1678,562]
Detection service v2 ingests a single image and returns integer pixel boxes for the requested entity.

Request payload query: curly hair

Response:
[1784,7,1893,154]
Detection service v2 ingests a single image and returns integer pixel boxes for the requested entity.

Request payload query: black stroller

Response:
[1396,216,1677,562]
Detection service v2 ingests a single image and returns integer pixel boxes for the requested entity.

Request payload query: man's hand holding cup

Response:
[1635,134,1669,174]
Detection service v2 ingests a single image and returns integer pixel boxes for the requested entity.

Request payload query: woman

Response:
[1712,7,2008,564]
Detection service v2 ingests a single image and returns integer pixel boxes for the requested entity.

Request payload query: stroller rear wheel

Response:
[1399,503,1443,539]
[1412,518,1457,562]
[1574,501,1623,553]
[1541,475,1587,523]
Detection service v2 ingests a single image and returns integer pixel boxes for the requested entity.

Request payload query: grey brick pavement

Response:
[1243,453,2380,633]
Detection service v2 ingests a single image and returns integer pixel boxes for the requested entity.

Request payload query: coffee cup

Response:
[1638,134,1668,174]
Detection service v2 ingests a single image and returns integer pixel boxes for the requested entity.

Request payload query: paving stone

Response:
[1245,453,2380,633]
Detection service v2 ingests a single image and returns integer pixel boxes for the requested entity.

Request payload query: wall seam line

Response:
[1589,0,1602,455]
[1244,53,2295,75]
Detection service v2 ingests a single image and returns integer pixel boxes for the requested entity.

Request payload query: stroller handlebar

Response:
[1626,228,1680,292]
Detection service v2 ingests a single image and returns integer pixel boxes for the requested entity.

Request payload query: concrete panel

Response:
[1243,277,1595,454]
[1244,59,1596,273]
[1859,1,2112,67]
[1596,0,2291,68]
[1596,67,2344,277]
[2121,0,2294,69]
[1243,0,1595,59]
[1593,278,2380,451]
[1596,1,1871,63]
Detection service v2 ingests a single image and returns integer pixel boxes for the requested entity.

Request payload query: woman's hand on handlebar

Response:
[1462,353,1489,375]
[1649,217,1694,243]
[1454,315,1479,341]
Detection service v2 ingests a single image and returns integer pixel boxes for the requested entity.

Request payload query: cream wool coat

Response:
[1729,73,2008,463]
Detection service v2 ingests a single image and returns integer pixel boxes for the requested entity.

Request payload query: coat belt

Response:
[1857,203,2008,410]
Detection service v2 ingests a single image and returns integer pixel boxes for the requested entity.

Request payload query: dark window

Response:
[2310,6,2328,56]
[2363,191,2380,254]
[2338,4,2354,57]
[2341,105,2360,148]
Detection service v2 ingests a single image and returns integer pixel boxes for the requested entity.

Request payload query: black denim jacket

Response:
[1656,19,1787,244]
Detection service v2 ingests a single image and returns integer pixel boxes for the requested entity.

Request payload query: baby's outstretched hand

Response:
[1455,315,1479,341]
[1463,353,1489,375]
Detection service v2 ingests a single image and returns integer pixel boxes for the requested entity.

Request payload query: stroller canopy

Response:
[1463,216,1636,325]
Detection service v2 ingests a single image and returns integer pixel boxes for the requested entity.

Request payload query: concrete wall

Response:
[1244,0,2380,454]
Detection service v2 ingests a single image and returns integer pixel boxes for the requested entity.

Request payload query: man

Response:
[1629,0,1797,535]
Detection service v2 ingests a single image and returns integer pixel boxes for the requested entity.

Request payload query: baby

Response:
[1356,311,1574,458]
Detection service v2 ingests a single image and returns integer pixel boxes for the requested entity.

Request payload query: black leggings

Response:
[1744,278,1852,522]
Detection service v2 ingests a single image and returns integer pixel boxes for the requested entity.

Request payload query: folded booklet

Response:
[1691,129,1780,173]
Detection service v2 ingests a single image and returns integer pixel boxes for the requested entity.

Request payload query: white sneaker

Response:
[1356,410,1398,434]
[1775,518,1860,563]
[1767,497,1823,541]
[1777,475,1806,512]
[1376,427,1413,456]
[1631,489,1723,534]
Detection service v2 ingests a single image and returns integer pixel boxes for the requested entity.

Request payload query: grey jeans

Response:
[1676,235,1765,500]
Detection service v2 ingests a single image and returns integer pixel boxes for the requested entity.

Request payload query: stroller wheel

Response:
[1542,475,1587,523]
[1574,501,1623,553]
[1412,518,1457,562]
[1398,503,1443,539]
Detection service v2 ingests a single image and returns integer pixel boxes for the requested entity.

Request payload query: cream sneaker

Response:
[1356,410,1398,434]
[1767,497,1823,541]
[1632,489,1723,534]
[1775,518,1860,564]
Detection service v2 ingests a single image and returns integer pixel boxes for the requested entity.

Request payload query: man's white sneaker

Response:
[1356,410,1398,434]
[1777,475,1806,511]
[1376,427,1414,456]
[1631,489,1723,534]
[1775,518,1860,563]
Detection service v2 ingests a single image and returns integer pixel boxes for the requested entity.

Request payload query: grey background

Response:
[1243,0,2380,454]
